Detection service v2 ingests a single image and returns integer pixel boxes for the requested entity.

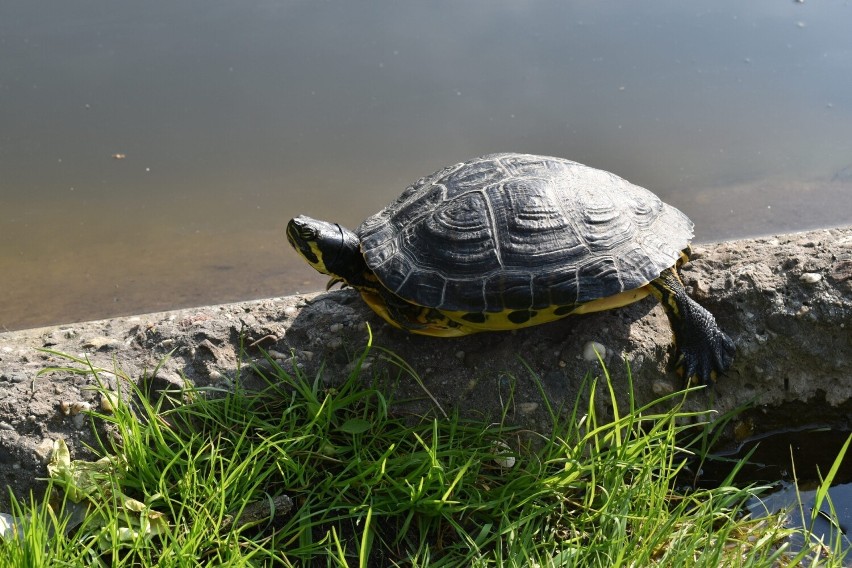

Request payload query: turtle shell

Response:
[357,153,693,313]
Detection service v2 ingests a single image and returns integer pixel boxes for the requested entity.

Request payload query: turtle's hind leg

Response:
[648,267,735,385]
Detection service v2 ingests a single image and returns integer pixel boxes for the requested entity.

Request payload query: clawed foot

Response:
[649,268,736,387]
[674,324,736,385]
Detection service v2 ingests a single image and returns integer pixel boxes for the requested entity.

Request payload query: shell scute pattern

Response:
[485,272,534,311]
[442,160,508,193]
[357,153,693,313]
[498,153,573,178]
[575,256,622,300]
[532,266,581,310]
[574,176,642,253]
[396,190,502,281]
[499,178,580,261]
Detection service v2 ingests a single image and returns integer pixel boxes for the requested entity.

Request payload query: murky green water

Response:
[2,1,851,330]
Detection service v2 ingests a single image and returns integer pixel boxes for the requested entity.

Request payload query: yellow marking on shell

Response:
[356,283,655,337]
[565,287,652,315]
[439,286,652,331]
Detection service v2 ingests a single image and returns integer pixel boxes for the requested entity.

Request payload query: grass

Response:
[1,339,848,567]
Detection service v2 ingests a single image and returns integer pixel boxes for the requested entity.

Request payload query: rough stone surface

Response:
[1,226,850,508]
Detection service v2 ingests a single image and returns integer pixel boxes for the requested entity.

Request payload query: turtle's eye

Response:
[302,226,318,240]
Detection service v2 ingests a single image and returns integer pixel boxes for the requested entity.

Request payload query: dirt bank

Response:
[1,226,850,508]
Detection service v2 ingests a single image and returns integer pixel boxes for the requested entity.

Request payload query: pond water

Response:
[2,1,852,330]
[698,428,852,557]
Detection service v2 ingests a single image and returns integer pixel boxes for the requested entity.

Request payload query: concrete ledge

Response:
[1,226,850,506]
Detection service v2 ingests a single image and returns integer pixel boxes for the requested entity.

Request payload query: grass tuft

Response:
[1,341,847,566]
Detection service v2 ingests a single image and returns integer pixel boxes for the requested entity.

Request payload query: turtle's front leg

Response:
[648,268,735,385]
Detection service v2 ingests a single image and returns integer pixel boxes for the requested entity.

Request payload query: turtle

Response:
[287,153,735,384]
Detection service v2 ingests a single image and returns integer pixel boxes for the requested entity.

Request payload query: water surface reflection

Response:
[2,1,851,329]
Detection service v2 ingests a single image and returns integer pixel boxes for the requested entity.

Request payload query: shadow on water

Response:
[700,428,852,487]
[695,425,852,556]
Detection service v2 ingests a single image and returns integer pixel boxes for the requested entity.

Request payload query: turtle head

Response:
[287,216,365,287]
